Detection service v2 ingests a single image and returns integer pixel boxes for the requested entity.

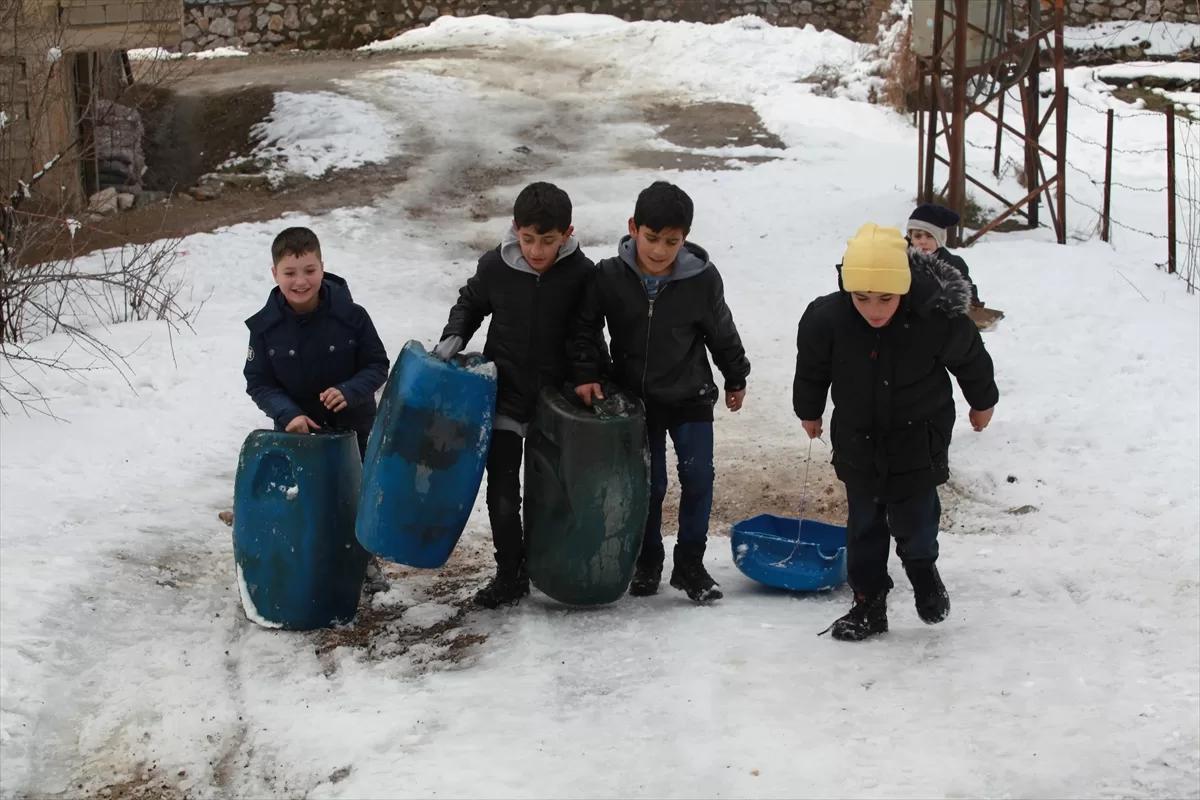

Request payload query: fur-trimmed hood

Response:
[905,247,973,318]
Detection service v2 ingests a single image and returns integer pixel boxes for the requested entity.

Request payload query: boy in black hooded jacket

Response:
[573,181,751,603]
[793,223,998,641]
[434,182,596,609]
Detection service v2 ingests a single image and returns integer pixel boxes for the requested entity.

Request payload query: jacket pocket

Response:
[886,421,933,474]
[831,415,873,471]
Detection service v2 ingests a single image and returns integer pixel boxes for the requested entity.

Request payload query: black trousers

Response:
[845,486,941,597]
[485,429,525,570]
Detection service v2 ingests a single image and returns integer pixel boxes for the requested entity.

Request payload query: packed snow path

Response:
[2,16,1198,799]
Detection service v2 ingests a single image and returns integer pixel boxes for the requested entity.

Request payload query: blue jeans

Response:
[642,421,715,560]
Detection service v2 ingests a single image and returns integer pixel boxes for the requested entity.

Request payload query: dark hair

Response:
[633,181,693,233]
[513,182,572,235]
[271,227,322,265]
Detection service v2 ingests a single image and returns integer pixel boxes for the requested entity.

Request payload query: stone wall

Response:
[179,0,1200,54]
[1011,0,1199,26]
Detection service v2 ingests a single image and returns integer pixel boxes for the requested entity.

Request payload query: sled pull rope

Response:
[771,436,815,568]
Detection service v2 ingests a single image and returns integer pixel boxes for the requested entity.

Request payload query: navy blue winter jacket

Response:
[243,273,389,433]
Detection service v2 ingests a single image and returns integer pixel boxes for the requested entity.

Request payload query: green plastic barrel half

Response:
[524,385,649,606]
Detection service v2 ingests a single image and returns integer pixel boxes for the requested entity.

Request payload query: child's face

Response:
[628,220,686,275]
[851,291,902,328]
[273,250,324,312]
[908,229,939,254]
[515,223,573,273]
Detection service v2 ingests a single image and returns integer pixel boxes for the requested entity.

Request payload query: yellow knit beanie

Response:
[841,223,912,295]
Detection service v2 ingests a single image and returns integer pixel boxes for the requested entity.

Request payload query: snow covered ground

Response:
[2,15,1199,800]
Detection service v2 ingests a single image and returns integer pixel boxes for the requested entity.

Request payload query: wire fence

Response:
[964,88,1199,293]
[1061,91,1199,293]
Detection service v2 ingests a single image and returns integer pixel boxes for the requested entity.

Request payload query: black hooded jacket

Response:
[571,236,751,426]
[441,229,595,425]
[793,249,998,501]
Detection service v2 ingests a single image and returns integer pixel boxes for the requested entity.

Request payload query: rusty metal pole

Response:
[1167,104,1177,275]
[924,0,946,204]
[917,64,925,203]
[994,90,1005,177]
[948,0,969,246]
[1102,108,1114,243]
[1054,0,1067,244]
[1026,61,1040,229]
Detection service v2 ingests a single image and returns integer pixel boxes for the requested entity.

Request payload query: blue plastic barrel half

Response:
[730,514,847,592]
[232,429,369,630]
[356,340,497,569]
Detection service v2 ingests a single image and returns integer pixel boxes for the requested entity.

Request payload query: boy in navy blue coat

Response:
[244,227,391,588]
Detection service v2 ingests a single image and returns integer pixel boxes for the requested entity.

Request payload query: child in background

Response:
[907,204,983,308]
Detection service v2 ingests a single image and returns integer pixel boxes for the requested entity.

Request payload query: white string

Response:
[771,436,817,568]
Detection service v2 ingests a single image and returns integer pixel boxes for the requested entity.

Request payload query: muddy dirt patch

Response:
[135,84,276,194]
[312,542,490,671]
[627,102,786,172]
[646,103,787,150]
[658,446,847,536]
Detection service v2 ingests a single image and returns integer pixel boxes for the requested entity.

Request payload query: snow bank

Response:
[127,46,248,61]
[1061,21,1200,56]
[249,90,401,183]
[362,14,882,105]
[1096,61,1200,83]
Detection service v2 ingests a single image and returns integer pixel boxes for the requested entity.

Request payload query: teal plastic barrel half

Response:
[232,429,368,630]
[524,386,649,606]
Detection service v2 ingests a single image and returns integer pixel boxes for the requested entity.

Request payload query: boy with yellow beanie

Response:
[792,223,998,641]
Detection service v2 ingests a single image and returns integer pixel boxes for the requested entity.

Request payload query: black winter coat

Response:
[244,273,390,433]
[793,250,998,501]
[571,236,751,426]
[441,237,595,424]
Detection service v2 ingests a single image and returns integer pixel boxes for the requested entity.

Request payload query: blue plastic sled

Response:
[730,514,848,592]
[356,340,497,569]
[233,429,369,630]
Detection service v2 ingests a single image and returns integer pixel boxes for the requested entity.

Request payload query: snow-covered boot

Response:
[669,543,723,602]
[629,551,664,597]
[363,556,390,594]
[905,563,950,624]
[822,589,889,641]
[472,562,530,609]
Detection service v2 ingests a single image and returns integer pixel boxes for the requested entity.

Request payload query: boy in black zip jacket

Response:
[434,182,596,609]
[244,226,391,592]
[572,181,751,603]
[793,223,998,641]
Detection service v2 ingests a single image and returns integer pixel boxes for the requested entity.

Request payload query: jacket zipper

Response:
[640,278,668,398]
[530,273,542,403]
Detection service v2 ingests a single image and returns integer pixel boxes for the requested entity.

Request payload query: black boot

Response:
[669,543,723,602]
[472,562,530,609]
[629,551,663,597]
[822,589,889,641]
[905,563,950,624]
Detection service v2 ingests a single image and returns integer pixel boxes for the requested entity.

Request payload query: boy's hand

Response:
[801,419,823,440]
[726,389,746,412]
[285,415,322,434]
[969,407,994,432]
[320,388,347,413]
[574,383,604,406]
